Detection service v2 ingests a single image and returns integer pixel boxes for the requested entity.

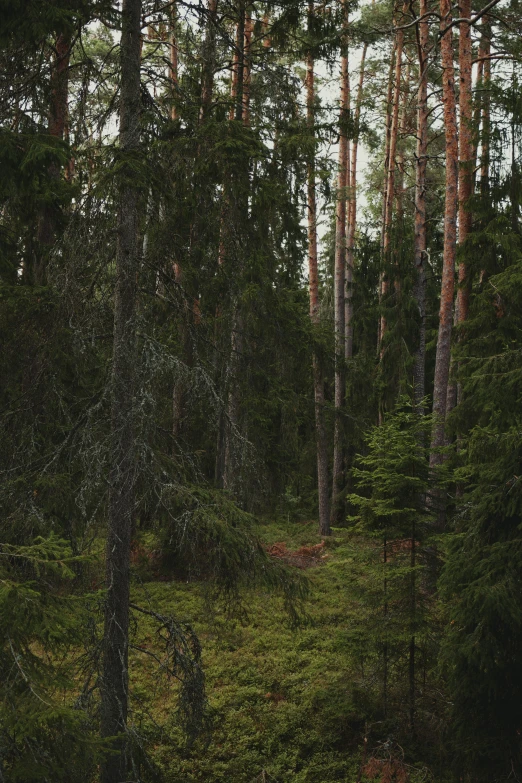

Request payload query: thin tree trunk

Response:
[100,0,141,780]
[234,0,246,122]
[172,264,193,450]
[307,3,331,536]
[228,20,241,120]
[429,0,458,472]
[457,0,473,281]
[242,9,253,126]
[446,0,473,416]
[331,0,349,527]
[395,61,410,223]
[378,41,397,349]
[34,31,71,285]
[379,5,406,358]
[223,310,242,493]
[413,0,429,412]
[169,2,178,120]
[383,534,388,719]
[221,0,248,491]
[409,524,416,732]
[480,21,491,195]
[392,59,409,306]
[345,43,367,361]
[471,58,483,177]
[200,0,219,120]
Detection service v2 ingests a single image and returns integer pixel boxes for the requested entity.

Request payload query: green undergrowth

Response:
[128,520,450,783]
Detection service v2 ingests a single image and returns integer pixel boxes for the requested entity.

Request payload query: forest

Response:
[1,0,522,780]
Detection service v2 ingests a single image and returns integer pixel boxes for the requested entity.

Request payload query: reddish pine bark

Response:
[413,0,429,411]
[49,33,70,140]
[306,6,331,536]
[446,0,473,416]
[429,0,459,468]
[331,0,350,527]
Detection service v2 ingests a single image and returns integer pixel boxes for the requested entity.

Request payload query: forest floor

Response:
[126,520,446,783]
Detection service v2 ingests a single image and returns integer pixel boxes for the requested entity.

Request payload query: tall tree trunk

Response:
[429,0,458,471]
[413,0,429,412]
[395,61,410,223]
[307,3,331,536]
[379,5,405,358]
[456,0,473,318]
[242,9,253,126]
[471,58,484,178]
[169,2,178,120]
[34,31,71,285]
[331,0,349,527]
[200,0,219,120]
[100,0,141,780]
[234,0,246,122]
[345,42,367,361]
[221,0,249,492]
[223,310,243,493]
[378,41,397,349]
[446,0,473,416]
[228,19,241,120]
[480,20,491,195]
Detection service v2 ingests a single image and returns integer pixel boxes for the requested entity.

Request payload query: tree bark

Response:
[413,0,429,412]
[379,5,406,358]
[345,43,367,361]
[228,18,241,120]
[429,0,458,470]
[471,58,483,179]
[242,9,253,126]
[378,41,396,349]
[100,1,141,780]
[200,0,219,120]
[169,2,178,120]
[456,0,473,322]
[395,61,410,223]
[34,31,71,285]
[331,0,349,527]
[446,0,473,416]
[234,0,246,122]
[307,4,331,537]
[220,0,249,491]
[480,20,491,196]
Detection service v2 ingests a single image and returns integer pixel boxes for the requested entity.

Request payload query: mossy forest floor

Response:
[127,521,446,783]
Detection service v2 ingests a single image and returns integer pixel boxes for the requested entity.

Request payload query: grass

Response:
[123,519,448,783]
[126,521,367,782]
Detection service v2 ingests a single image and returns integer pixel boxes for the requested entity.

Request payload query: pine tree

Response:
[100,0,142,778]
[348,399,438,731]
[307,1,331,536]
[429,0,458,476]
